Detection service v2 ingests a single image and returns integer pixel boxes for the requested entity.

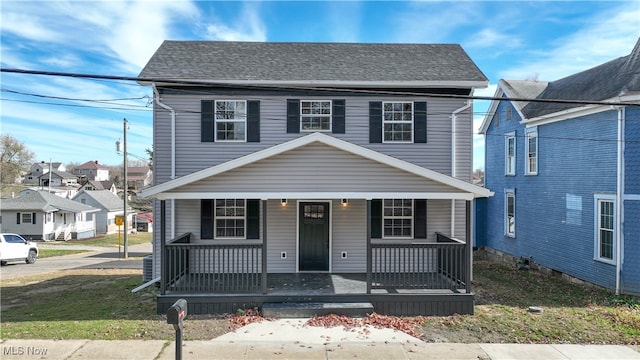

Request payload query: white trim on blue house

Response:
[593,193,616,265]
[505,132,516,176]
[504,189,515,238]
[525,127,538,175]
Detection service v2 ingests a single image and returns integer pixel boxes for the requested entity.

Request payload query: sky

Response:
[1,1,639,171]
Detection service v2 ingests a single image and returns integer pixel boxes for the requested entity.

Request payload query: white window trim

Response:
[525,127,538,175]
[300,100,332,132]
[214,100,247,142]
[382,199,414,239]
[505,131,516,176]
[382,101,414,143]
[21,213,32,224]
[505,189,515,238]
[214,199,247,240]
[593,194,616,264]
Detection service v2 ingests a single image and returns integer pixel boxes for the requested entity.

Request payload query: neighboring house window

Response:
[525,128,538,175]
[505,190,515,237]
[215,199,246,238]
[300,100,332,131]
[215,100,247,141]
[505,132,516,175]
[505,107,512,120]
[382,199,413,238]
[383,102,413,142]
[595,195,615,263]
[21,213,32,224]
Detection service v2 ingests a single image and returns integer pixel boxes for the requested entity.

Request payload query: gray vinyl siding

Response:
[332,199,367,272]
[426,199,453,240]
[266,199,297,273]
[153,95,469,183]
[179,143,459,194]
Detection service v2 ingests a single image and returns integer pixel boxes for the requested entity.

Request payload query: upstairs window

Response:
[215,100,247,141]
[505,132,516,175]
[300,100,332,131]
[382,199,413,238]
[525,128,538,175]
[383,102,413,142]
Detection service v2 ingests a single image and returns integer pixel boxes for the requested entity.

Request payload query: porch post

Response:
[261,200,268,293]
[366,199,372,294]
[465,200,472,293]
[160,200,166,295]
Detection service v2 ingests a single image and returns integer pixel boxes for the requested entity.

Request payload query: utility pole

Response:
[123,118,129,258]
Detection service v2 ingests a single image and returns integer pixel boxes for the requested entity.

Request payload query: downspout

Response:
[616,106,625,295]
[450,99,473,236]
[152,83,176,239]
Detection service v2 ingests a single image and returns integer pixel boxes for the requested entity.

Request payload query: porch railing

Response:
[161,233,263,295]
[369,233,467,292]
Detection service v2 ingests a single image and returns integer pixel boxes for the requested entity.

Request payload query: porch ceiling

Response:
[140,133,493,200]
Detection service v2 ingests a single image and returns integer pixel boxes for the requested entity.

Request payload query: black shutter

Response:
[32,213,36,225]
[369,102,382,143]
[414,199,427,239]
[414,101,427,143]
[16,213,21,224]
[246,199,260,239]
[287,99,300,133]
[332,99,345,134]
[370,199,382,239]
[201,200,214,239]
[201,100,215,142]
[247,100,260,142]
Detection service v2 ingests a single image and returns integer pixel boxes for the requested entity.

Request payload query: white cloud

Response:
[205,4,266,41]
[499,5,640,81]
[1,11,63,42]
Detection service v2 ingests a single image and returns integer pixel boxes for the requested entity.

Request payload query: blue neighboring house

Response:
[479,37,640,295]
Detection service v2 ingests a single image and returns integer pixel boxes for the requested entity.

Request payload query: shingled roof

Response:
[2,191,98,213]
[138,41,488,87]
[523,37,640,118]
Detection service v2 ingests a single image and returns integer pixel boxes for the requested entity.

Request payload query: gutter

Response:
[152,83,176,239]
[450,99,473,236]
[616,106,625,295]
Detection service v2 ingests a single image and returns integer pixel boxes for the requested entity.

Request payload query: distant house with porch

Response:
[0,190,98,241]
[74,160,110,182]
[138,41,492,316]
[23,161,66,185]
[72,190,129,234]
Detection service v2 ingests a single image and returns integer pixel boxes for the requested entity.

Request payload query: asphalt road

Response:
[0,242,152,280]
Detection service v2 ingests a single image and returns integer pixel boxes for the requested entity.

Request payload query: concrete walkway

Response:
[1,319,638,359]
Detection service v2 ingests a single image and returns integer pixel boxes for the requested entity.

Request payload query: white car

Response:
[0,233,38,265]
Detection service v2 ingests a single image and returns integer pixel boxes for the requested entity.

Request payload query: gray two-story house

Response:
[138,41,492,316]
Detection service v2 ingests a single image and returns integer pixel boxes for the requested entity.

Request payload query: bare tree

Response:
[0,134,34,184]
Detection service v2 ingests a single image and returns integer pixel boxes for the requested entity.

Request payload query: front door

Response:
[298,202,330,271]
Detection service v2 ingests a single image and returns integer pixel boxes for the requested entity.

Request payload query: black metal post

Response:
[160,200,166,295]
[261,200,268,293]
[465,200,472,293]
[366,199,372,294]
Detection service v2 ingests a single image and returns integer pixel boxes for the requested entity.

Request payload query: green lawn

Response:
[38,249,91,258]
[63,232,152,247]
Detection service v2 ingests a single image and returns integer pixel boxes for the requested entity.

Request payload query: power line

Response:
[2,67,639,107]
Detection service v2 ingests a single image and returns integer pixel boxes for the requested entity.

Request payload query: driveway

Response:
[0,242,152,280]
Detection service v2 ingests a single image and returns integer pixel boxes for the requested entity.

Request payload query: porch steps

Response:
[261,302,374,318]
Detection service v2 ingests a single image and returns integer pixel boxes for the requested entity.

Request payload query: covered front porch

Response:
[141,133,492,316]
[156,199,474,316]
